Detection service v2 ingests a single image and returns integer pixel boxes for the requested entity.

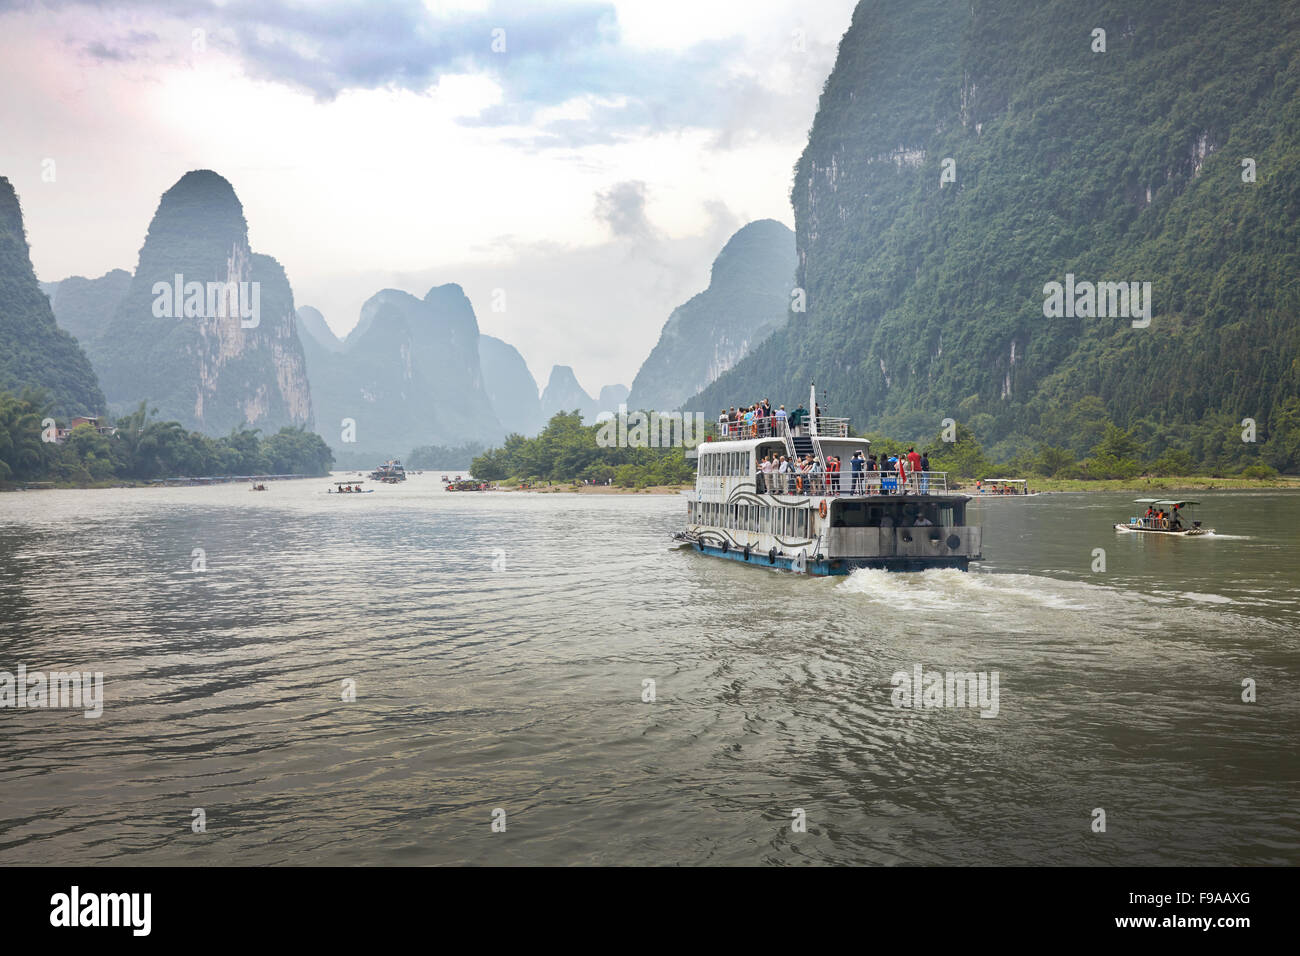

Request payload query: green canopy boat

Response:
[1115,499,1214,535]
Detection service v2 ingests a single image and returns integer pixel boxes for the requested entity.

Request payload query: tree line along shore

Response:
[471,409,1295,491]
[0,389,333,487]
[5,395,1294,493]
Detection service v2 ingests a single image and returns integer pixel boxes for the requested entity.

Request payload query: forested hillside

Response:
[0,177,105,417]
[628,219,795,412]
[689,0,1300,472]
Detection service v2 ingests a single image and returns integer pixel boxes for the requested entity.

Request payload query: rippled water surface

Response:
[1,478,1297,865]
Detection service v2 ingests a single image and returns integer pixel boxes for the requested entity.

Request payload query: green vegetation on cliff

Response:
[628,219,795,412]
[0,177,105,417]
[689,0,1300,473]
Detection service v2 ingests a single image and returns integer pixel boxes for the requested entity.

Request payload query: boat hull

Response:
[687,540,969,575]
[1114,524,1212,536]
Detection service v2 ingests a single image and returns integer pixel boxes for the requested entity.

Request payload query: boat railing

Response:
[746,470,949,495]
[811,417,850,438]
[1128,516,1185,530]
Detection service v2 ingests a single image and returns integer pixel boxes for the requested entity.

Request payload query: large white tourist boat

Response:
[674,387,982,575]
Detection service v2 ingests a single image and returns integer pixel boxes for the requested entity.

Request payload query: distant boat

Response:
[445,479,487,492]
[1115,499,1213,535]
[369,459,406,483]
[329,480,374,495]
[974,478,1039,496]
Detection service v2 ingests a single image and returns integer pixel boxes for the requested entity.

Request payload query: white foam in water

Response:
[1179,591,1234,604]
[836,567,1095,612]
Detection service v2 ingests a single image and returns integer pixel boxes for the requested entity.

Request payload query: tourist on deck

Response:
[920,452,931,493]
[773,404,788,435]
[808,457,823,495]
[718,410,729,437]
[907,447,921,493]
[850,450,865,494]
[827,456,840,495]
[790,405,808,436]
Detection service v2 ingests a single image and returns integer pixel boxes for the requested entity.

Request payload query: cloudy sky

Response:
[1,0,854,393]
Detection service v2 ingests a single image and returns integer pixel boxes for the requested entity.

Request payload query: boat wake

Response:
[835,567,1091,611]
[831,566,1293,631]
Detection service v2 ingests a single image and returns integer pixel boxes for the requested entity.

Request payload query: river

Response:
[0,477,1296,865]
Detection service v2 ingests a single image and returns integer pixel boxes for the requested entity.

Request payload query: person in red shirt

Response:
[906,447,922,492]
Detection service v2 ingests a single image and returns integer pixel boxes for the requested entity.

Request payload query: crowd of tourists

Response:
[718,401,817,438]
[752,447,933,496]
[1142,503,1184,530]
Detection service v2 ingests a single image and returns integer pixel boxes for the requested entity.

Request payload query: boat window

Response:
[829,502,955,528]
[832,502,869,528]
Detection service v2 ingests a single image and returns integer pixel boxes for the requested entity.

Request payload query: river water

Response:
[0,477,1296,865]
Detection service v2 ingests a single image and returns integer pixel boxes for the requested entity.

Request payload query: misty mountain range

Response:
[17,169,782,464]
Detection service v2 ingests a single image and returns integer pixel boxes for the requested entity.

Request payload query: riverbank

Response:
[503,482,690,495]
[2,474,325,492]
[1005,475,1300,493]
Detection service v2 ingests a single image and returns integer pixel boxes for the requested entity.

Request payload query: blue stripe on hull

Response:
[690,542,969,575]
